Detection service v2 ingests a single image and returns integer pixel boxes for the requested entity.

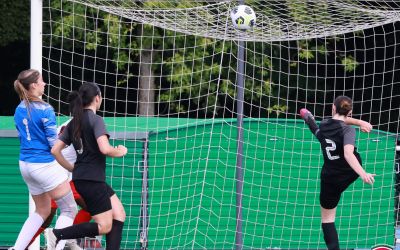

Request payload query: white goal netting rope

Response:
[42,0,400,249]
[67,0,400,41]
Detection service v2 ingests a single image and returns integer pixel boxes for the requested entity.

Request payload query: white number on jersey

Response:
[23,118,31,141]
[76,138,84,154]
[325,139,340,160]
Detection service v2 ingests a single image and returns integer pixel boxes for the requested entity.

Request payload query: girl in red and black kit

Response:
[300,96,375,250]
[51,82,127,250]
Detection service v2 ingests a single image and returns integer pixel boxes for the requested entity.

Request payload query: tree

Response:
[0,1,30,47]
[0,1,31,115]
[43,0,362,119]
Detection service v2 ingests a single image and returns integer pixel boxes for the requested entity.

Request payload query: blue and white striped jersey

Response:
[14,101,57,163]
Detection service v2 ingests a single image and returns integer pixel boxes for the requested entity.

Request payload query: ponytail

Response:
[14,80,31,109]
[68,91,83,144]
[67,82,101,146]
[14,69,44,117]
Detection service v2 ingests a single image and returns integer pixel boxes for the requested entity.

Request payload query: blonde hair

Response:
[14,69,45,116]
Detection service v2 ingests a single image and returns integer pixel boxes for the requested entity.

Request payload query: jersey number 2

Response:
[325,139,339,160]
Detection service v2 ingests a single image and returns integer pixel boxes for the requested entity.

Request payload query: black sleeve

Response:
[93,115,110,139]
[59,122,72,145]
[304,113,319,136]
[343,126,356,146]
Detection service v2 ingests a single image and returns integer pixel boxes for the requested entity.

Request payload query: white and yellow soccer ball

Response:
[230,5,256,30]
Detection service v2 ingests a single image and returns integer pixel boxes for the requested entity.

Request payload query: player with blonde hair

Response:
[10,69,77,250]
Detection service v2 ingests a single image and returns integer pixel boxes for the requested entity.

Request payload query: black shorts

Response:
[74,180,115,216]
[320,175,358,209]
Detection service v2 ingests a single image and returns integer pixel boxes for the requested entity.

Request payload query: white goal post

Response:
[29,0,43,249]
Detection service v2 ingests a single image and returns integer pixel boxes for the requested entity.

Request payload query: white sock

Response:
[54,191,77,250]
[13,212,44,250]
[54,215,74,250]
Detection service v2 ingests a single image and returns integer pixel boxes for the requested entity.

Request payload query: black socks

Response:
[105,219,124,250]
[53,222,99,240]
[53,220,124,250]
[322,222,339,250]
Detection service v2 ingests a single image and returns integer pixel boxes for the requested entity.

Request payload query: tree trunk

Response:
[138,49,155,116]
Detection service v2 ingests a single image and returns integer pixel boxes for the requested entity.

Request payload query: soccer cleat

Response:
[44,228,61,250]
[300,108,319,135]
[300,108,316,124]
[300,108,312,120]
[66,239,83,250]
[44,228,56,250]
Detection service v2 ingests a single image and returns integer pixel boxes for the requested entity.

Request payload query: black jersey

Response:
[315,119,361,183]
[59,109,109,182]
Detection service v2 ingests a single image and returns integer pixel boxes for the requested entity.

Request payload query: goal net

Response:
[42,0,400,249]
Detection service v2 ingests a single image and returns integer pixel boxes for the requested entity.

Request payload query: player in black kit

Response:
[300,96,375,250]
[51,82,128,250]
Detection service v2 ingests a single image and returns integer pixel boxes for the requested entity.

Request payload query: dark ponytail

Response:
[67,82,102,143]
[68,91,83,143]
[334,95,353,116]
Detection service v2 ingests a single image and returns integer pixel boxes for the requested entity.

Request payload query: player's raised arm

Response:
[344,117,372,133]
[299,108,319,136]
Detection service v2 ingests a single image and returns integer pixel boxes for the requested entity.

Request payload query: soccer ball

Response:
[230,5,256,30]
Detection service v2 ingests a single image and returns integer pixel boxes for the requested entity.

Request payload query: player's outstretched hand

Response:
[117,145,128,157]
[359,120,372,133]
[361,173,376,185]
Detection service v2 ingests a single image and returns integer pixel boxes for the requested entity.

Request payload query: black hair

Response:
[68,82,101,143]
[333,95,352,116]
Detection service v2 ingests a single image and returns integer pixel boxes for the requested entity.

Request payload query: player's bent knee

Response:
[113,207,126,222]
[55,191,78,219]
[111,196,126,221]
[98,221,113,234]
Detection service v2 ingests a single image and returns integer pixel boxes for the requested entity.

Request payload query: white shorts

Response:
[19,160,69,195]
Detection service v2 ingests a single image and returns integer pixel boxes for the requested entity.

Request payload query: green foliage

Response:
[287,0,331,28]
[158,36,283,116]
[316,45,327,55]
[287,0,308,24]
[143,0,195,9]
[42,0,361,117]
[267,104,288,116]
[296,40,327,61]
[159,36,222,114]
[47,1,100,48]
[298,49,314,60]
[45,0,139,81]
[341,56,359,72]
[0,1,30,46]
